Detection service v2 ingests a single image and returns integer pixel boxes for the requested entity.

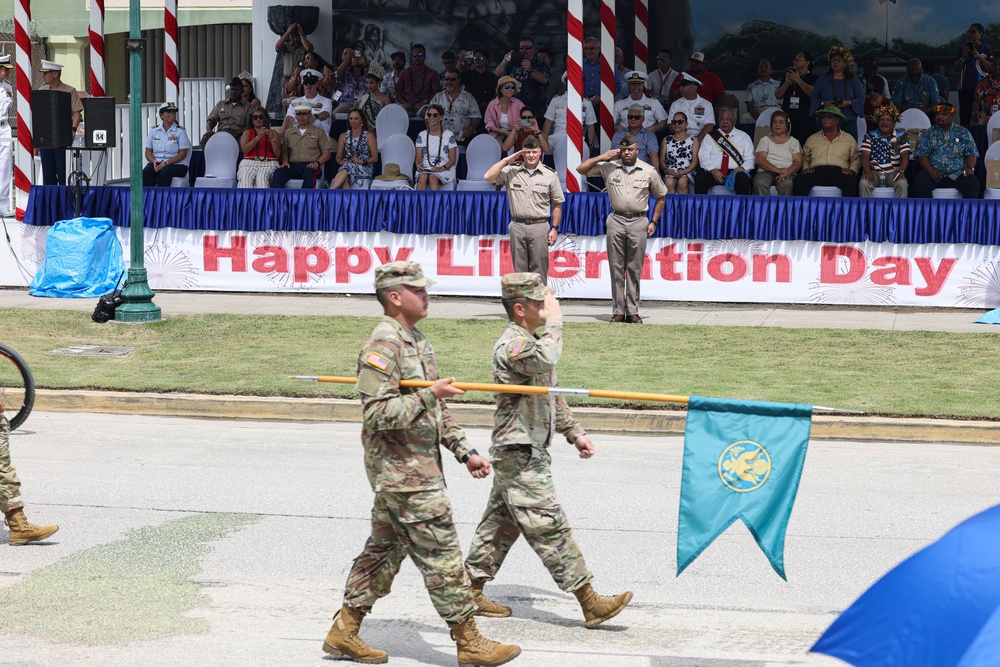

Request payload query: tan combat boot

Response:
[4,508,59,546]
[471,578,512,618]
[573,583,633,629]
[322,604,388,664]
[450,616,521,667]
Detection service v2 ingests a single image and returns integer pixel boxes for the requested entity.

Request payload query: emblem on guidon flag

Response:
[718,440,772,492]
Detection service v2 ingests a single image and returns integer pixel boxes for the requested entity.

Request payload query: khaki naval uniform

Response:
[597,159,667,317]
[494,162,564,284]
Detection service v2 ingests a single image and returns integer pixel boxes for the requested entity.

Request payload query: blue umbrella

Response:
[811,504,1000,667]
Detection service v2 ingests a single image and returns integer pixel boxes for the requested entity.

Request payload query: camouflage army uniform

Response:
[464,312,593,593]
[341,315,477,624]
[0,415,24,513]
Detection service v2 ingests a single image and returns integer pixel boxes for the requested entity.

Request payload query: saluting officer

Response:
[0,55,14,216]
[576,134,667,324]
[143,102,192,187]
[484,134,564,284]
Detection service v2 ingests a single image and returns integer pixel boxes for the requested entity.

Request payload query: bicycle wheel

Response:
[0,343,35,430]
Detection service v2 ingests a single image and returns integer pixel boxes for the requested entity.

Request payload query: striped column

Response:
[634,0,649,72]
[598,0,616,152]
[164,0,179,105]
[89,0,106,96]
[13,0,32,220]
[565,0,584,192]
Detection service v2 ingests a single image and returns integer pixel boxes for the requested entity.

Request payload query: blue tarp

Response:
[28,217,126,298]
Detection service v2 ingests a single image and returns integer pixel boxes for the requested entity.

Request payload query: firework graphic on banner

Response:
[549,235,585,295]
[955,261,1000,308]
[708,239,765,280]
[253,230,333,290]
[145,242,200,290]
[809,274,897,305]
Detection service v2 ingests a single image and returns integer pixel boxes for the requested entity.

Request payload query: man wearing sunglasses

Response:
[430,68,482,144]
[495,36,551,118]
[281,70,333,137]
[396,43,440,116]
[611,105,660,172]
[647,49,679,107]
[271,104,332,189]
[461,49,499,115]
[612,71,668,134]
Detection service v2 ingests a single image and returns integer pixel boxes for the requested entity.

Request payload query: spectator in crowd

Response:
[461,49,499,116]
[203,76,252,145]
[695,106,754,195]
[659,111,699,194]
[612,104,659,171]
[892,58,940,114]
[380,50,406,102]
[954,23,993,126]
[669,52,726,108]
[668,73,716,141]
[285,51,337,99]
[430,68,482,145]
[484,76,525,145]
[860,104,910,198]
[239,72,261,110]
[752,110,801,196]
[741,59,782,123]
[396,44,440,116]
[581,36,602,107]
[912,102,979,198]
[613,71,668,133]
[36,60,82,186]
[863,82,893,132]
[357,72,391,129]
[810,46,864,142]
[859,58,890,99]
[331,107,377,190]
[0,56,12,214]
[972,57,1000,125]
[495,36,551,115]
[336,47,369,113]
[238,108,281,188]
[924,61,950,104]
[143,102,191,187]
[502,105,550,153]
[537,47,561,101]
[439,50,458,89]
[793,105,861,197]
[647,48,679,107]
[281,70,333,137]
[614,47,628,98]
[778,51,818,146]
[275,22,313,105]
[271,104,332,189]
[542,72,597,149]
[415,103,458,190]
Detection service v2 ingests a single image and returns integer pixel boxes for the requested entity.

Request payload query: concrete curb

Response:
[29,389,999,445]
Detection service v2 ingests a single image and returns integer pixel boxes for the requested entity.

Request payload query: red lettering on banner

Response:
[914,257,956,297]
[204,235,247,272]
[550,251,580,279]
[821,246,866,283]
[479,240,494,276]
[335,247,372,283]
[870,256,911,286]
[687,243,702,281]
[707,253,748,282]
[251,246,288,273]
[499,240,514,275]
[655,244,683,280]
[585,251,609,278]
[753,255,791,282]
[641,255,652,279]
[437,238,474,275]
[293,246,331,283]
[373,247,413,264]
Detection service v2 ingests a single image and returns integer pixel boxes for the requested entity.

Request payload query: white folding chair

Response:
[375,104,410,151]
[457,134,502,191]
[370,133,415,191]
[169,148,194,188]
[708,185,736,196]
[194,132,240,188]
[987,113,1000,146]
[855,118,867,145]
[755,107,778,128]
[898,108,931,131]
[810,186,843,197]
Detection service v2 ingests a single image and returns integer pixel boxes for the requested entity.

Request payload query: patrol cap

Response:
[626,70,648,85]
[679,72,702,87]
[159,102,179,115]
[40,59,63,73]
[521,135,541,149]
[0,55,13,69]
[301,68,321,84]
[501,273,547,300]
[618,133,638,147]
[375,261,436,289]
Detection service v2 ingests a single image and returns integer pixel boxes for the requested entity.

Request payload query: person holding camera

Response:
[809,46,864,142]
[335,47,369,113]
[494,37,550,116]
[954,23,993,126]
[777,51,818,146]
[275,22,313,101]
[501,106,549,154]
[285,51,337,99]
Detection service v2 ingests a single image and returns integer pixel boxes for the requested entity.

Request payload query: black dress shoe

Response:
[610,314,625,323]
[626,315,643,324]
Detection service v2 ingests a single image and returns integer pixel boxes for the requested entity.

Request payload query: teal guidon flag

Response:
[677,396,813,580]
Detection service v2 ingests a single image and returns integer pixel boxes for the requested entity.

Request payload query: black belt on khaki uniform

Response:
[511,217,549,224]
[612,210,646,220]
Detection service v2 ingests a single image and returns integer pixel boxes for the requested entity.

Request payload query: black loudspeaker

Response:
[33,89,74,149]
[83,97,117,148]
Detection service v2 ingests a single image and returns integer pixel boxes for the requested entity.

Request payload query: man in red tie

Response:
[694,106,755,194]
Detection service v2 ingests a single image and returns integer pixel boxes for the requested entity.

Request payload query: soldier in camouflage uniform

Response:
[1,413,59,546]
[323,261,521,667]
[464,273,633,629]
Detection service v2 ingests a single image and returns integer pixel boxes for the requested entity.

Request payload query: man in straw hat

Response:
[464,273,634,628]
[792,104,861,196]
[0,55,14,215]
[36,59,83,186]
[323,261,521,667]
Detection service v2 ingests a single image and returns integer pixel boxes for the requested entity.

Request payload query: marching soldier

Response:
[2,411,59,546]
[464,273,633,628]
[322,261,521,667]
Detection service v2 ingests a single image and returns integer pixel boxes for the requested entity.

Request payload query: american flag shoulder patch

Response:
[508,338,535,358]
[365,352,391,371]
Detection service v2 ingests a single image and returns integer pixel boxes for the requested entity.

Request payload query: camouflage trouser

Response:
[343,488,476,624]
[0,415,23,514]
[465,445,592,593]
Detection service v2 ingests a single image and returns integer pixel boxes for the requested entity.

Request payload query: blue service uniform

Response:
[142,121,191,187]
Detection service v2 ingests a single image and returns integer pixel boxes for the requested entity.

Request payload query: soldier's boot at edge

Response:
[573,583,634,629]
[322,604,388,664]
[4,508,59,546]
[450,616,521,667]
[471,578,513,618]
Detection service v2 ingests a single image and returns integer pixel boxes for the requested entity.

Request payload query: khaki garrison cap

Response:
[501,273,548,300]
[375,261,436,289]
[521,135,541,149]
[618,133,638,147]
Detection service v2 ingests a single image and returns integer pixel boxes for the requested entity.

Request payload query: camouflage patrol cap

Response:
[521,135,541,149]
[374,261,436,289]
[501,273,548,300]
[618,133,638,146]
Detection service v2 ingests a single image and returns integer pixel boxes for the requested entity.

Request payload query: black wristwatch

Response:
[461,449,479,463]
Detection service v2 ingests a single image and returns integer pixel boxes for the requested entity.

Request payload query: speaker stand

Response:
[67,149,90,218]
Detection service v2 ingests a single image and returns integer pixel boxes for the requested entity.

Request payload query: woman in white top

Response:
[415,103,457,190]
[751,110,802,196]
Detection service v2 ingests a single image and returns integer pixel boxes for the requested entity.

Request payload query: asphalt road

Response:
[2,412,999,666]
